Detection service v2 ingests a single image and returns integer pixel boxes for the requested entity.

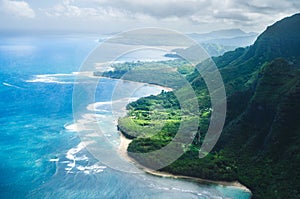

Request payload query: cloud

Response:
[1,0,35,18]
[0,0,299,33]
[45,0,82,17]
[64,0,299,29]
[187,0,298,30]
[44,0,130,18]
[81,0,208,18]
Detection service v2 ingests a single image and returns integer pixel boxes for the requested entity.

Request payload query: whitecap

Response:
[77,166,85,171]
[64,141,99,173]
[65,142,87,172]
[25,72,97,84]
[75,163,107,175]
[75,155,89,161]
[64,123,79,132]
[25,75,71,84]
[2,82,24,89]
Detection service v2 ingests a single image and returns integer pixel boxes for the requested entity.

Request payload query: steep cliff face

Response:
[185,13,300,198]
[216,13,300,151]
[210,14,300,198]
[249,13,300,64]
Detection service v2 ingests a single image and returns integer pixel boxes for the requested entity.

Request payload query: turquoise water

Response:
[0,35,251,199]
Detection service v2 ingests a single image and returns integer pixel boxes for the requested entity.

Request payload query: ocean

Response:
[0,35,251,199]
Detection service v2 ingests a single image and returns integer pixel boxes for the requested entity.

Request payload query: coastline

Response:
[89,72,252,195]
[117,131,252,194]
[118,132,133,162]
[94,74,174,92]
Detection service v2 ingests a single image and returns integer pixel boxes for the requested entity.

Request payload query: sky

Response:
[0,0,299,35]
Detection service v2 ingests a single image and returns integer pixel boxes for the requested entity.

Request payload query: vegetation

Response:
[95,13,300,199]
[94,59,195,89]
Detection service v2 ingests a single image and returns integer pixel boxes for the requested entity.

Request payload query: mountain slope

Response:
[218,58,300,198]
[190,13,300,198]
[189,13,300,198]
[120,13,300,198]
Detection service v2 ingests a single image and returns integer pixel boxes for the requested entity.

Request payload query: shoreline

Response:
[95,75,174,92]
[118,132,133,162]
[79,71,173,93]
[89,71,252,195]
[117,131,252,194]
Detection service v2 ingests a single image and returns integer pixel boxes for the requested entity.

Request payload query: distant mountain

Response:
[188,28,258,48]
[104,28,258,58]
[181,29,259,57]
[196,28,248,38]
[169,43,237,59]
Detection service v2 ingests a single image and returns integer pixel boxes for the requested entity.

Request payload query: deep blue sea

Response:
[0,35,252,199]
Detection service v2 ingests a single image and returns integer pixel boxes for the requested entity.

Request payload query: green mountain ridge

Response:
[118,13,300,198]
[191,13,300,198]
[216,58,300,198]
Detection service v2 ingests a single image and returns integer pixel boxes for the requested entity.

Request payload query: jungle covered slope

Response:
[117,14,300,198]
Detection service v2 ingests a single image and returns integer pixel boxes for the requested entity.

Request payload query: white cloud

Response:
[62,0,298,31]
[1,0,35,18]
[81,0,207,18]
[0,0,299,33]
[43,0,79,17]
[44,0,129,18]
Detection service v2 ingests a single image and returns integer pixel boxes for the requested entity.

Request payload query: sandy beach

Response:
[117,130,252,194]
[118,132,133,161]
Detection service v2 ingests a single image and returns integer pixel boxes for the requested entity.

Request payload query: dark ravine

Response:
[116,13,300,199]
